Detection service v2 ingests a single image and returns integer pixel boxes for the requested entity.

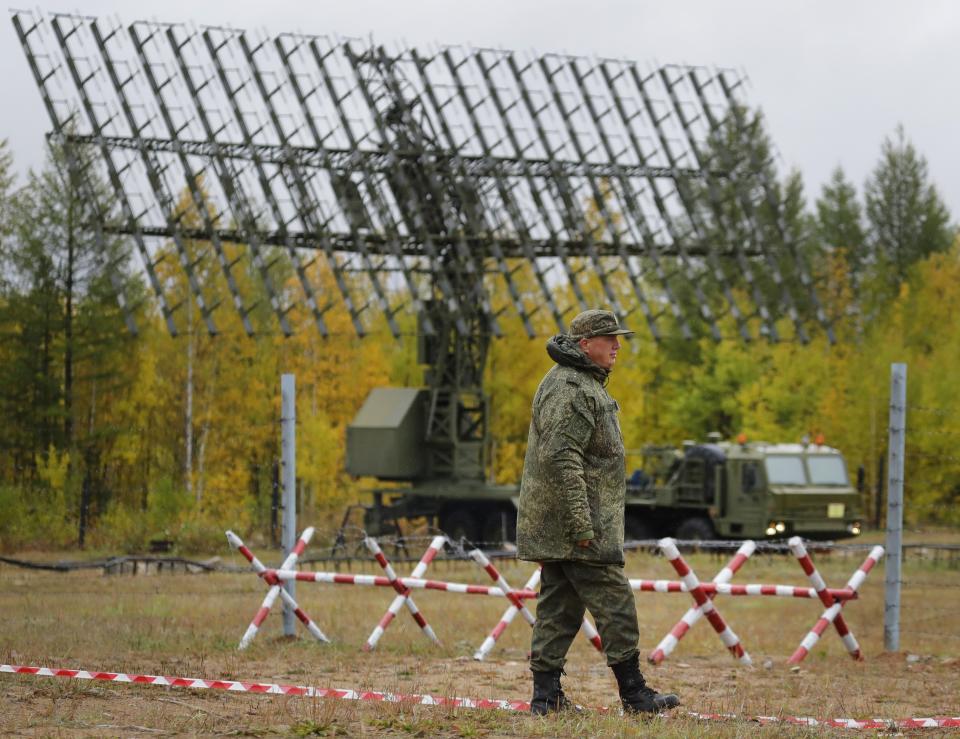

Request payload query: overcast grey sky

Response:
[3,0,958,218]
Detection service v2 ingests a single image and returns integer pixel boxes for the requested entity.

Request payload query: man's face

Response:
[579,334,622,370]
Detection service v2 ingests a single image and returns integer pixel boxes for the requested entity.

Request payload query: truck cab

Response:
[625,439,864,541]
[727,442,863,540]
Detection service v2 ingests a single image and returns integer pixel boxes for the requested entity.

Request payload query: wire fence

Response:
[2,533,958,575]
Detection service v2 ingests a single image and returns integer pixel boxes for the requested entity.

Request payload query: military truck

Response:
[621,438,864,541]
[345,388,864,543]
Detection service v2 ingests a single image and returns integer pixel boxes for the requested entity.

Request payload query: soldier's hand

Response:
[576,539,592,548]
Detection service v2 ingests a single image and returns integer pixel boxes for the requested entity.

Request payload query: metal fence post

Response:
[884,363,906,651]
[281,373,297,637]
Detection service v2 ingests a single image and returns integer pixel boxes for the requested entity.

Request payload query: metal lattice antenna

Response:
[712,70,835,344]
[93,21,256,336]
[13,9,845,484]
[11,9,837,347]
[50,15,221,336]
[13,13,155,336]
[162,23,296,336]
[596,59,749,342]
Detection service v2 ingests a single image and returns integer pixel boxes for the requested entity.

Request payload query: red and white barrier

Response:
[649,540,755,665]
[631,579,856,601]
[226,528,329,649]
[467,551,604,660]
[790,536,861,661]
[788,539,885,664]
[579,616,605,653]
[658,537,751,665]
[265,569,538,599]
[5,663,959,731]
[226,528,884,665]
[470,549,537,624]
[473,567,542,661]
[364,535,446,650]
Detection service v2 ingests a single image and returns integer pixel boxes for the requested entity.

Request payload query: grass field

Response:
[2,532,959,737]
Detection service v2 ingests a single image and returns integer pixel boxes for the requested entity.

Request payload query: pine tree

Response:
[682,106,823,345]
[0,139,137,543]
[864,126,953,287]
[817,167,865,262]
[815,167,865,327]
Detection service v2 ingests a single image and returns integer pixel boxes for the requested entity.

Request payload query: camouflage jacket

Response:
[516,335,626,565]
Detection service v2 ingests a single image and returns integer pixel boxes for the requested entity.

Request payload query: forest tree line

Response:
[0,121,957,551]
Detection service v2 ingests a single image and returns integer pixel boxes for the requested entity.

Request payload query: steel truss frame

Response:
[12,10,835,481]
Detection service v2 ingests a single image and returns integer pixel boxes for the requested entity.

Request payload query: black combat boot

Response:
[530,669,578,715]
[610,654,680,714]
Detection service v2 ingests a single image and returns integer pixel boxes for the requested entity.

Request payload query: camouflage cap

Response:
[568,309,634,339]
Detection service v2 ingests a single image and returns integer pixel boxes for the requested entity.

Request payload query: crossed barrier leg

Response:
[469,549,605,660]
[658,537,752,665]
[649,540,755,664]
[226,528,329,649]
[473,567,542,660]
[363,535,447,650]
[788,538,885,663]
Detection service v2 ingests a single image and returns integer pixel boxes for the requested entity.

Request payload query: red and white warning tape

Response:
[3,664,958,730]
[686,710,960,731]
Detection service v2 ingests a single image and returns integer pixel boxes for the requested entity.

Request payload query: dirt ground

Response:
[2,542,959,736]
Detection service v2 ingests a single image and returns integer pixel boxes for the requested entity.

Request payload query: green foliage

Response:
[1,119,958,551]
[817,167,865,261]
[865,125,953,290]
[0,137,137,549]
[89,500,152,552]
[175,509,235,554]
[34,444,70,491]
[148,476,194,534]
[0,483,74,551]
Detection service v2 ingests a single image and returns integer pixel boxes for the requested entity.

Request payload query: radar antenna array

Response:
[11,11,834,480]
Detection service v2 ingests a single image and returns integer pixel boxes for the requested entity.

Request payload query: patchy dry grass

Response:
[2,535,959,736]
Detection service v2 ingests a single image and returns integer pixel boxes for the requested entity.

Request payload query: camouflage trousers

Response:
[529,561,640,672]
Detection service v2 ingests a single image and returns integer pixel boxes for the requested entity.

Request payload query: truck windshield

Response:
[807,455,848,485]
[764,455,807,485]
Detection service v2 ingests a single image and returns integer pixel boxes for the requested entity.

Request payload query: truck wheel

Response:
[676,516,715,542]
[441,510,480,546]
[624,514,654,541]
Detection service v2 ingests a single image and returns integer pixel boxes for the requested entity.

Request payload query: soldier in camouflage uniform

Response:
[517,309,679,715]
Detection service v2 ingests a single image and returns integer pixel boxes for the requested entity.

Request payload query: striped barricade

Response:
[227,528,884,665]
[658,537,752,665]
[364,535,447,650]
[468,551,603,660]
[788,537,885,664]
[649,540,755,664]
[226,528,329,649]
